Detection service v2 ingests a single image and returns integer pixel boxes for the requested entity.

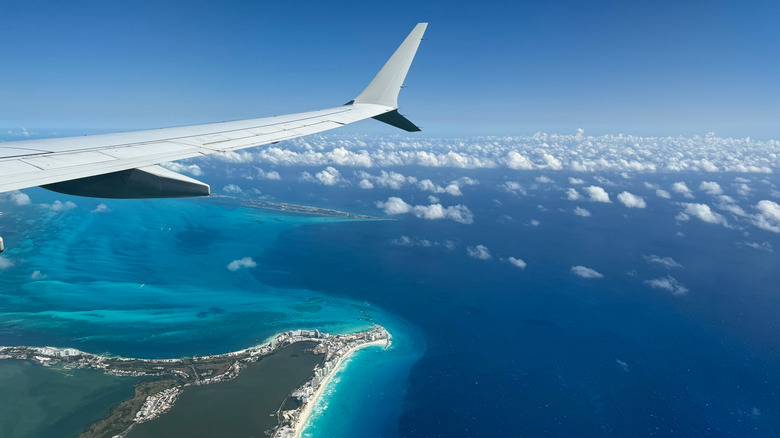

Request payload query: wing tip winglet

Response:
[353,23,428,109]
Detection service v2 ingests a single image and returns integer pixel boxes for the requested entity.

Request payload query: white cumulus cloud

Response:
[584,186,611,203]
[677,203,728,226]
[160,162,203,176]
[9,191,31,206]
[672,182,694,198]
[256,168,281,180]
[574,207,591,217]
[227,257,257,271]
[467,245,492,260]
[314,167,343,186]
[617,191,646,208]
[375,197,474,224]
[376,197,412,215]
[91,203,110,214]
[753,200,780,233]
[508,257,527,269]
[645,276,688,295]
[41,200,77,211]
[699,181,722,195]
[643,255,682,269]
[571,265,604,279]
[223,184,243,194]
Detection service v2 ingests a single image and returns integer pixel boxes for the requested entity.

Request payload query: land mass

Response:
[210,194,386,220]
[0,325,390,438]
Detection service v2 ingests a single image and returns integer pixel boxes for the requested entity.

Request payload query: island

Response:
[0,325,391,437]
[210,194,387,220]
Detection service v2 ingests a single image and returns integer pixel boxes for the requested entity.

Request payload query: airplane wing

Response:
[0,23,428,200]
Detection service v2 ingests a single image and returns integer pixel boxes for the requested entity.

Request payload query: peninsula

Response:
[210,194,386,220]
[0,325,390,437]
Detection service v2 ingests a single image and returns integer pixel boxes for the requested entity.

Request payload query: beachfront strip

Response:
[274,328,391,437]
[0,325,390,436]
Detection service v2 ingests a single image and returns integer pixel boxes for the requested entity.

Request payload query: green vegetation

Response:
[78,379,178,438]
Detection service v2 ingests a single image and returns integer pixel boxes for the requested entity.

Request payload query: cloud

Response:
[536,176,553,184]
[314,167,343,186]
[376,197,412,215]
[41,200,77,211]
[444,183,462,196]
[215,150,255,163]
[376,197,473,224]
[617,191,646,208]
[256,168,281,180]
[565,188,581,201]
[656,189,672,199]
[571,265,604,278]
[507,257,527,269]
[223,184,243,194]
[467,245,492,260]
[753,200,780,233]
[416,177,473,197]
[735,182,751,196]
[376,171,416,189]
[672,182,694,198]
[643,255,682,269]
[0,257,13,270]
[160,162,203,176]
[358,179,374,189]
[413,204,474,224]
[456,176,480,186]
[418,179,446,194]
[356,170,416,189]
[499,181,526,196]
[594,176,616,186]
[738,241,773,252]
[224,133,777,174]
[677,203,728,226]
[699,181,722,195]
[505,151,534,170]
[91,203,110,214]
[9,191,31,206]
[227,257,257,271]
[31,270,47,280]
[574,207,591,217]
[300,167,345,186]
[645,276,688,295]
[568,177,585,185]
[376,196,474,224]
[584,186,611,203]
[391,235,456,249]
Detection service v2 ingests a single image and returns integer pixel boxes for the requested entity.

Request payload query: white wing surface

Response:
[0,23,428,199]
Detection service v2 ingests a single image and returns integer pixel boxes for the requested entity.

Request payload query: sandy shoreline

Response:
[291,339,390,438]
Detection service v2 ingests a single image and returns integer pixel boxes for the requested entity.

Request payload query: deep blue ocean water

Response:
[2,167,780,437]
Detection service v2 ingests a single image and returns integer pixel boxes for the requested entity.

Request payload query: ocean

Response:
[2,165,780,437]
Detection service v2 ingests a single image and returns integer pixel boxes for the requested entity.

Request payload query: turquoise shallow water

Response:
[0,190,422,437]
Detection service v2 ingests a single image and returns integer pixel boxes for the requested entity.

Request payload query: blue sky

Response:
[1,0,778,138]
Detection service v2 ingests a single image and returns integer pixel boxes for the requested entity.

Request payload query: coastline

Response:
[290,339,390,438]
[0,325,392,437]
